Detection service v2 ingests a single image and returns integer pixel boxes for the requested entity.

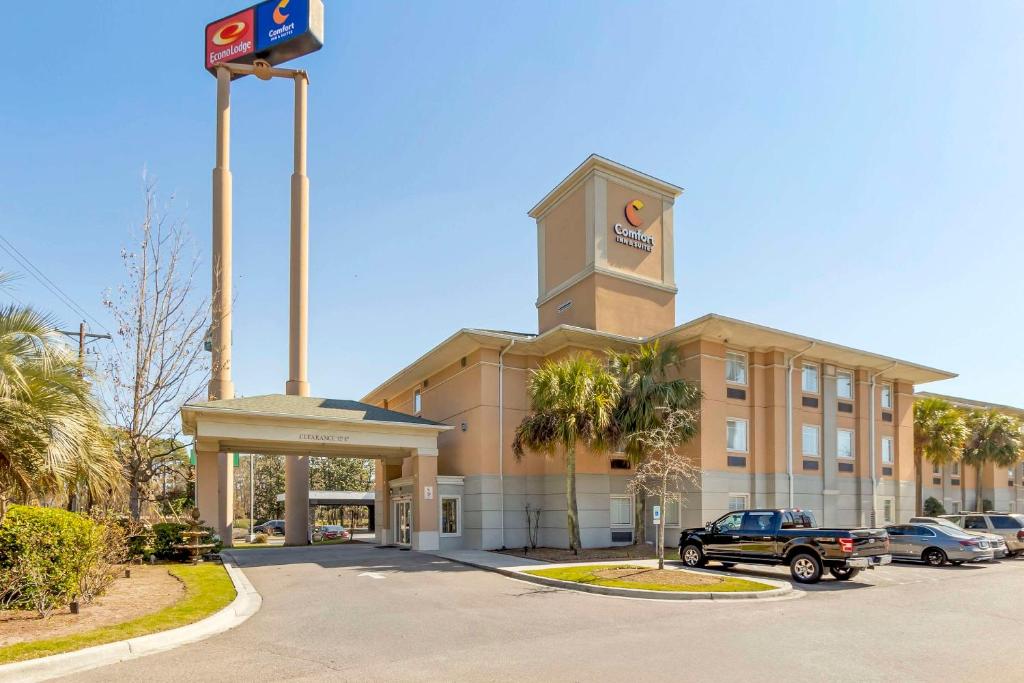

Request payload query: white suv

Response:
[941,513,1024,556]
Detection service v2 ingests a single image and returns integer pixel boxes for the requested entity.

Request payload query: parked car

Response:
[885,523,994,565]
[940,513,1024,557]
[254,519,285,536]
[910,516,1008,558]
[678,508,891,584]
[320,525,351,540]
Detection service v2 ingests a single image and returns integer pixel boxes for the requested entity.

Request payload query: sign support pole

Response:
[210,66,235,403]
[284,69,311,545]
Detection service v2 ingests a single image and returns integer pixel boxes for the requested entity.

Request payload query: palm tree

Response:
[0,301,119,505]
[962,409,1023,511]
[913,397,969,515]
[513,354,620,551]
[607,341,702,543]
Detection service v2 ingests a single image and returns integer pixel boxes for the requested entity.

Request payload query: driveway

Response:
[63,544,1024,682]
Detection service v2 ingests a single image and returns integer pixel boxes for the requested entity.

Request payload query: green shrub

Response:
[923,496,946,516]
[0,505,103,616]
[232,518,251,529]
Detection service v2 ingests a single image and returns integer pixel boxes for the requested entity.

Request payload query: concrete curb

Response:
[0,559,261,683]
[441,556,795,601]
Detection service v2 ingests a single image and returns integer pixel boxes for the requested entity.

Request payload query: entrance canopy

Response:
[180,394,451,548]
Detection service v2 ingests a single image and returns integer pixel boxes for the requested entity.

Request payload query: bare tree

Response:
[627,409,701,569]
[104,177,209,519]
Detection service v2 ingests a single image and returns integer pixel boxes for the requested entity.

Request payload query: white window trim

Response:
[837,428,855,459]
[610,494,633,527]
[725,350,748,386]
[727,493,750,512]
[439,495,461,537]
[726,418,749,453]
[801,424,821,457]
[836,370,854,400]
[880,383,893,410]
[801,363,820,395]
[881,436,894,465]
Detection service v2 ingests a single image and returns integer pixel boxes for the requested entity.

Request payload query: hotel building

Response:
[362,155,958,550]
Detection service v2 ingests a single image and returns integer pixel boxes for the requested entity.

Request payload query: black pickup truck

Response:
[678,509,891,584]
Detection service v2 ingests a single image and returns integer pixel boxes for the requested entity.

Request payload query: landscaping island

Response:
[0,563,235,665]
[525,564,773,593]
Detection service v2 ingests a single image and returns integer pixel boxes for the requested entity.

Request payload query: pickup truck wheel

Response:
[790,552,823,584]
[828,567,860,581]
[680,543,706,567]
[923,548,947,566]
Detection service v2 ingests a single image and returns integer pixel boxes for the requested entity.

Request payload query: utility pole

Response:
[57,322,112,377]
[56,322,112,511]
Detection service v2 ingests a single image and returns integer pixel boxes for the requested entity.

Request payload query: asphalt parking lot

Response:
[64,544,1024,682]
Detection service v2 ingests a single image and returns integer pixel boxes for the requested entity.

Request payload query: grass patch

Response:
[525,564,773,593]
[0,563,236,664]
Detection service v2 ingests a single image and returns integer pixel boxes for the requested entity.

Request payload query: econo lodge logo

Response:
[206,9,255,69]
[624,199,645,227]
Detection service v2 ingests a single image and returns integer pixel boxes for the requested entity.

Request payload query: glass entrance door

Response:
[395,500,412,545]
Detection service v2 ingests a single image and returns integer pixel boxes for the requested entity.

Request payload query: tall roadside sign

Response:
[205,0,324,76]
[200,0,323,548]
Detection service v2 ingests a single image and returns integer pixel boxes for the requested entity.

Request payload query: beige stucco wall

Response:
[603,181,664,282]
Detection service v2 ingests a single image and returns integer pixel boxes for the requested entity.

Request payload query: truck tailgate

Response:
[849,528,888,555]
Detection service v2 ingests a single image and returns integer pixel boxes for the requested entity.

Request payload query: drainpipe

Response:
[786,342,816,508]
[869,362,897,526]
[498,339,516,550]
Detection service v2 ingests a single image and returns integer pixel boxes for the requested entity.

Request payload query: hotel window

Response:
[802,425,820,457]
[725,351,747,385]
[881,437,894,465]
[802,364,819,394]
[837,371,853,400]
[1010,469,1016,487]
[880,384,893,409]
[951,462,960,477]
[414,389,422,414]
[726,418,748,452]
[440,496,461,536]
[932,462,941,476]
[610,495,633,527]
[664,499,681,526]
[837,429,854,459]
[728,494,749,511]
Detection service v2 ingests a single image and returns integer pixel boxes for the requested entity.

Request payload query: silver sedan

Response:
[885,523,995,566]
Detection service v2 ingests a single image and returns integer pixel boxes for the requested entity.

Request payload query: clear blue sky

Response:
[1,1,1021,406]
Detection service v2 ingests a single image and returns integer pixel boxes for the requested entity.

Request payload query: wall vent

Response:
[838,462,854,473]
[882,412,893,422]
[838,402,853,413]
[610,458,631,470]
[726,387,746,400]
[882,466,893,476]
[557,299,573,313]
[802,396,819,408]
[611,530,633,543]
[727,455,747,468]
[802,459,819,471]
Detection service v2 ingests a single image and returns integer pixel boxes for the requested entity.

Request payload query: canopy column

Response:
[285,456,310,546]
[411,448,439,551]
[196,449,233,547]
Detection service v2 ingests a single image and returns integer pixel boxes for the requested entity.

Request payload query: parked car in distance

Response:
[885,523,994,565]
[254,519,285,536]
[910,516,1008,558]
[678,509,891,584]
[940,513,1024,557]
[320,525,351,540]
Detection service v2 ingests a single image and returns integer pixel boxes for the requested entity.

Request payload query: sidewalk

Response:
[428,549,546,570]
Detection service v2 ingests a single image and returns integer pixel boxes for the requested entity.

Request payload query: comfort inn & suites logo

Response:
[613,199,654,252]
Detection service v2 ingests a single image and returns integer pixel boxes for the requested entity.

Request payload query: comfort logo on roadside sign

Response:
[256,0,310,52]
[206,9,255,69]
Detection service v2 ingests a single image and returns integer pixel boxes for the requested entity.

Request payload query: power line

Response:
[0,234,111,334]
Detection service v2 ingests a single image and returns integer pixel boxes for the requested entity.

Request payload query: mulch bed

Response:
[0,565,184,647]
[591,566,721,586]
